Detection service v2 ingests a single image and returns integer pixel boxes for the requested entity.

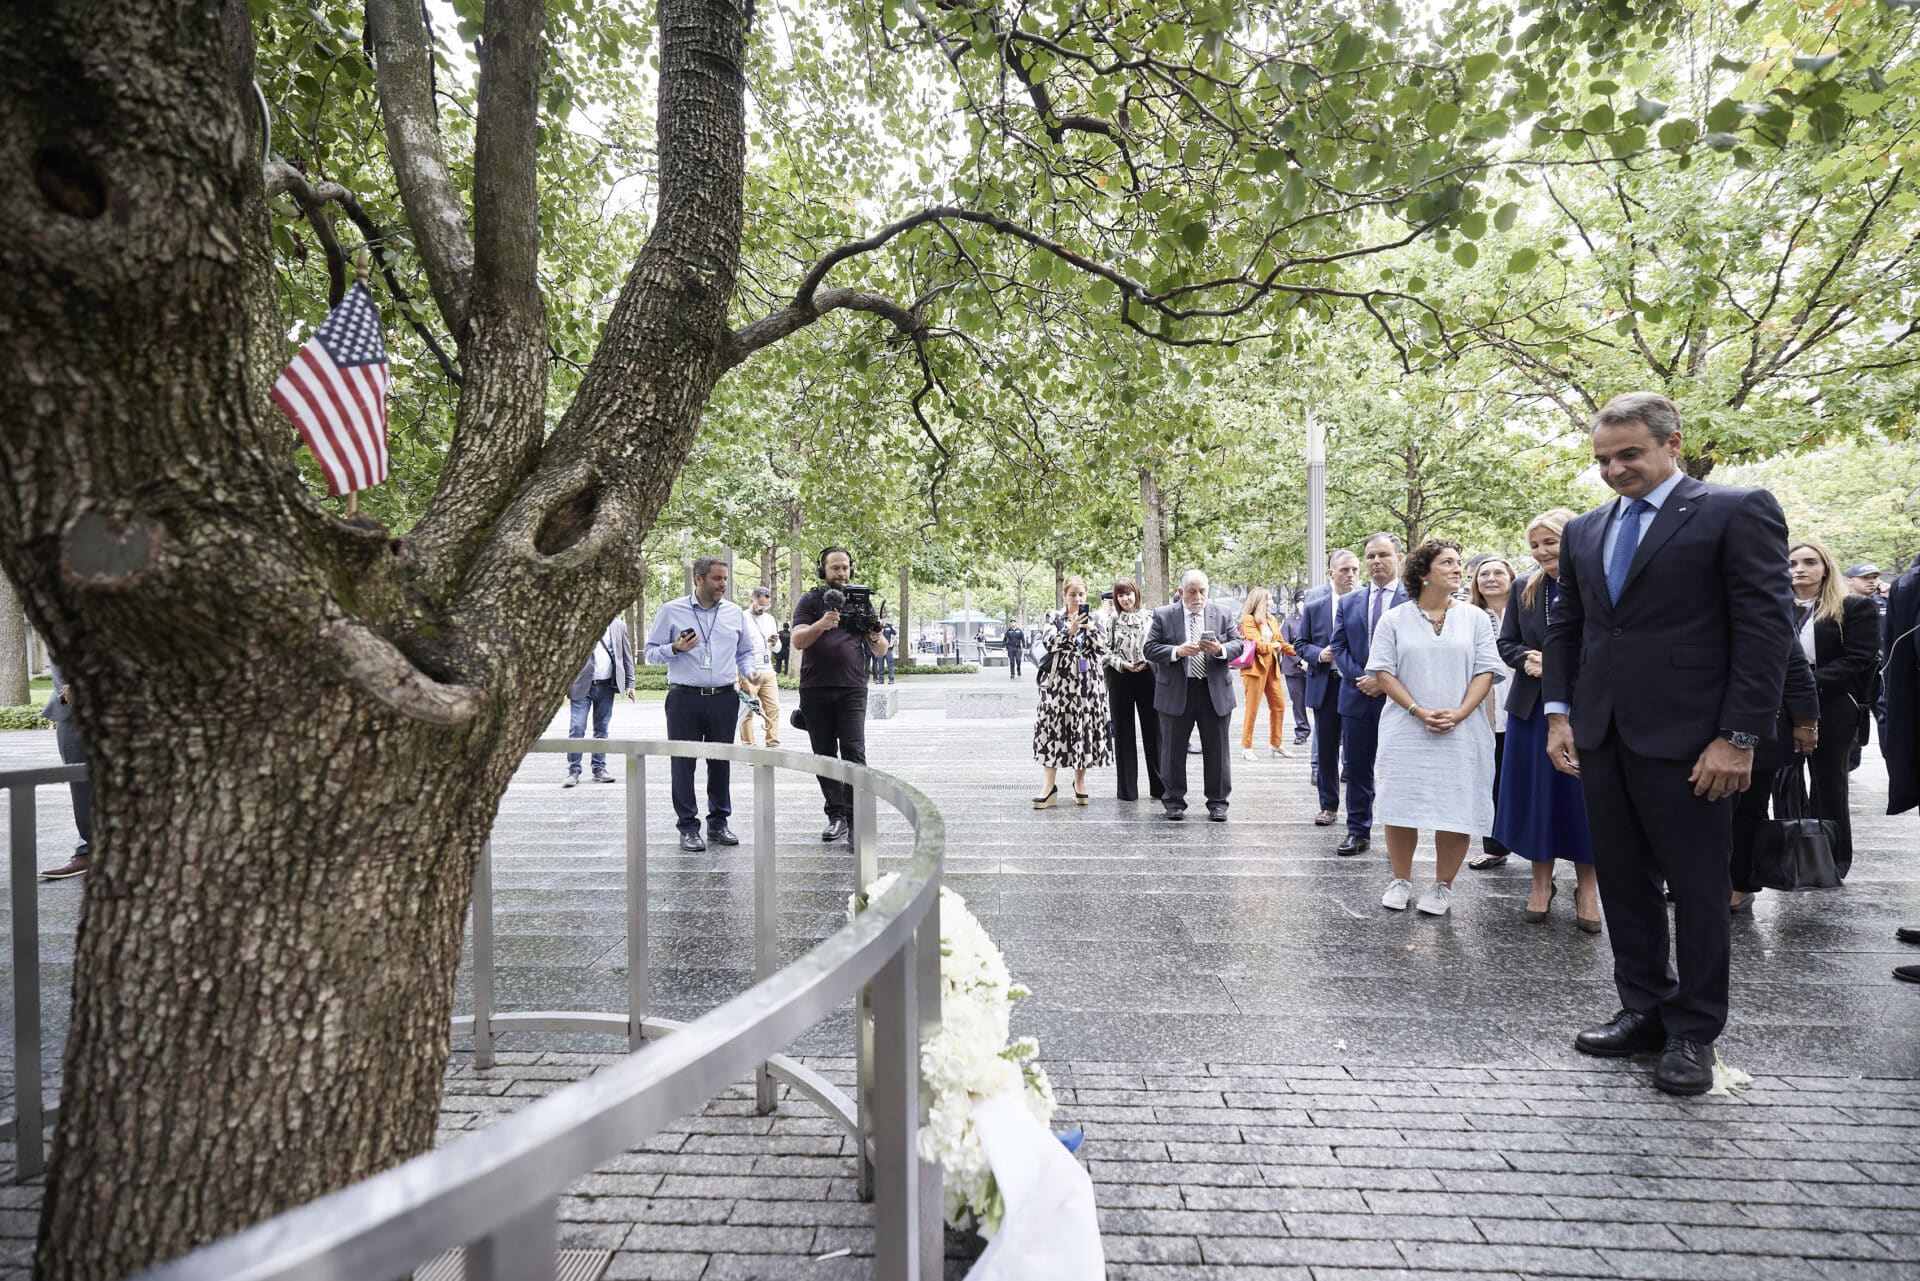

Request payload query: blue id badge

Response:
[1076,655,1090,674]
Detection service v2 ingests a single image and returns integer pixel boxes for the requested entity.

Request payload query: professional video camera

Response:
[821,585,881,635]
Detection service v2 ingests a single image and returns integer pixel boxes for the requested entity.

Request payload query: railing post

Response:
[472,839,495,1071]
[872,912,926,1279]
[627,752,648,1051]
[853,779,879,1200]
[754,761,778,1114]
[916,887,944,1276]
[465,1197,557,1281]
[9,783,44,1181]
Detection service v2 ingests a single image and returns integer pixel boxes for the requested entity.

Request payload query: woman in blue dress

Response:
[1495,509,1600,932]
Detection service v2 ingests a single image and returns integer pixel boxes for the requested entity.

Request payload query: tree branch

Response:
[470,0,545,330]
[367,0,475,342]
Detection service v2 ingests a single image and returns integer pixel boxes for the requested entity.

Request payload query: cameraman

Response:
[791,546,889,843]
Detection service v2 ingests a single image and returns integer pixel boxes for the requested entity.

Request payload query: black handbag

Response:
[1752,763,1841,891]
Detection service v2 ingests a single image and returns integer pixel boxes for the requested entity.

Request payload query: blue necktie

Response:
[1607,498,1653,604]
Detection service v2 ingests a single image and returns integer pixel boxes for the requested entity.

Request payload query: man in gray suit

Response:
[40,661,91,880]
[564,617,635,786]
[1144,570,1247,821]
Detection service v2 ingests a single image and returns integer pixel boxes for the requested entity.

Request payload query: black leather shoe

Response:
[1653,1037,1713,1096]
[1896,964,1920,983]
[1164,808,1186,821]
[822,817,850,843]
[1335,835,1369,857]
[1574,1008,1664,1058]
[1207,806,1228,822]
[1897,926,1920,945]
[708,825,740,846]
[679,832,706,852]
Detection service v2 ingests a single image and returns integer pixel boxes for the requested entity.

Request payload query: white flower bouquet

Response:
[852,874,1056,1237]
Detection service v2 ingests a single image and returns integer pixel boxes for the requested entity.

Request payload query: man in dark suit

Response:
[1144,570,1246,821]
[1329,534,1407,855]
[1295,551,1360,826]
[38,661,92,880]
[1543,391,1792,1095]
[1003,622,1025,678]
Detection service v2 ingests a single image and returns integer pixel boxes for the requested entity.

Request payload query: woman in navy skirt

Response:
[1495,509,1600,932]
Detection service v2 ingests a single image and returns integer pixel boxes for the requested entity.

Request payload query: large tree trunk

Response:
[897,564,910,656]
[0,0,749,1275]
[1140,467,1170,606]
[0,569,27,705]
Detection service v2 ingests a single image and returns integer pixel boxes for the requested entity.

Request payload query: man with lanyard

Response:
[646,556,763,852]
[791,546,890,843]
[563,615,634,787]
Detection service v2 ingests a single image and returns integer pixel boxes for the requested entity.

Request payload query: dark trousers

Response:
[871,649,895,681]
[1105,667,1163,801]
[772,650,789,676]
[800,685,868,820]
[1311,692,1343,813]
[1342,698,1386,838]
[55,717,90,856]
[1579,729,1735,1044]
[1808,690,1856,878]
[1729,766,1782,894]
[665,687,738,835]
[1285,674,1310,739]
[1007,648,1023,677]
[1483,730,1509,856]
[1159,679,1230,812]
[567,680,617,773]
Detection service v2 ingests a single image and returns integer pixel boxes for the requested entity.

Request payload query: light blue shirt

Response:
[646,595,760,686]
[1545,468,1685,717]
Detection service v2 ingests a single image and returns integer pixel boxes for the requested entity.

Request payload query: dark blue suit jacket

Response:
[1330,582,1407,717]
[1294,587,1343,709]
[1542,475,1792,758]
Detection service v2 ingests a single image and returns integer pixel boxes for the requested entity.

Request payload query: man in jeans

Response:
[791,546,890,843]
[563,617,634,786]
[38,661,93,880]
[739,586,783,749]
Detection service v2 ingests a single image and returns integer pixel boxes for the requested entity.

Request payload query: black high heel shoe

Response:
[1074,788,1089,806]
[1523,881,1558,923]
[1033,785,1059,810]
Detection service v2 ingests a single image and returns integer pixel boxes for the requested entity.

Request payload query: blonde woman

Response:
[1787,539,1881,879]
[1238,587,1297,761]
[1494,510,1599,929]
[1032,576,1115,808]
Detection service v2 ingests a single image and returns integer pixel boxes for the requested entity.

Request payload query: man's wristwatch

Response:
[1719,729,1760,752]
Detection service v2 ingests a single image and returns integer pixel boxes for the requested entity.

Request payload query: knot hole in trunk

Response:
[33,145,108,220]
[534,481,600,555]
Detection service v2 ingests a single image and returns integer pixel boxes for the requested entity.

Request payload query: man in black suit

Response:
[1144,570,1246,821]
[1003,622,1025,678]
[1295,551,1360,826]
[1543,392,1792,1095]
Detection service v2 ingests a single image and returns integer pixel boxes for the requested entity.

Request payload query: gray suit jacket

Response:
[43,661,72,722]
[1144,602,1246,717]
[567,619,635,701]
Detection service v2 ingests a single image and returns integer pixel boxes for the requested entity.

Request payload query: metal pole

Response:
[871,924,923,1279]
[9,784,43,1180]
[1306,406,1327,590]
[753,762,778,1113]
[472,839,495,1071]
[627,753,648,1050]
[914,890,944,1276]
[466,1198,557,1281]
[853,780,879,1200]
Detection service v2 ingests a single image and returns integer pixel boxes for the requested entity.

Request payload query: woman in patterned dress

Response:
[1033,576,1115,807]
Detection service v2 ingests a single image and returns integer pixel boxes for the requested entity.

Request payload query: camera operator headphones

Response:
[816,546,854,581]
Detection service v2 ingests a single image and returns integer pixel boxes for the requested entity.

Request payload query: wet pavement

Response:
[3,668,1918,1277]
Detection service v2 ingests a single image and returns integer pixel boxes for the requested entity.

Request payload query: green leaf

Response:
[1459,210,1488,238]
[1426,100,1460,135]
[1702,132,1741,152]
[1658,119,1697,149]
[1614,315,1635,336]
[1704,98,1744,133]
[1494,202,1519,232]
[1453,242,1479,268]
[1507,247,1539,273]
[1589,79,1620,95]
[1793,53,1839,75]
[1330,29,1370,73]
[1633,95,1668,123]
[1711,55,1750,73]
[1463,51,1501,83]
[1581,104,1615,133]
[1179,220,1209,253]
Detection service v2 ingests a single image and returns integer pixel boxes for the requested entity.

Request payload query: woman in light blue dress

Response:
[1365,539,1507,917]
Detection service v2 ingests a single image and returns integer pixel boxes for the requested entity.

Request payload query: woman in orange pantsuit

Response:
[1239,587,1297,760]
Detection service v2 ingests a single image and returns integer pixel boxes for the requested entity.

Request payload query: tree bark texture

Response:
[0,0,748,1275]
[1140,468,1170,607]
[0,569,28,705]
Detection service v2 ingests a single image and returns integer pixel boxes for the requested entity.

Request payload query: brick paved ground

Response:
[4,670,1918,1278]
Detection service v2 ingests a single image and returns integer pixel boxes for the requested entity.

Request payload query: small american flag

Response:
[272,282,390,496]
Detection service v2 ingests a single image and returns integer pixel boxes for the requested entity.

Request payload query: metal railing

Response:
[2,738,945,1279]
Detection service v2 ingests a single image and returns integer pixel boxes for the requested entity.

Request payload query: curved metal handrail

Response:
[2,739,945,1280]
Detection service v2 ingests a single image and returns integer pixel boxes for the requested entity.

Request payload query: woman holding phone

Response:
[1033,576,1115,807]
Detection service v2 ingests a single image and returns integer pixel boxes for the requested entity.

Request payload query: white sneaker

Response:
[1381,878,1414,911]
[1416,883,1453,916]
[1243,748,1258,761]
[1271,746,1294,758]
